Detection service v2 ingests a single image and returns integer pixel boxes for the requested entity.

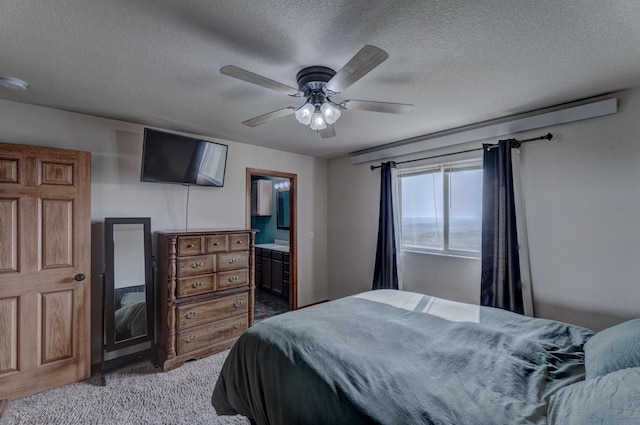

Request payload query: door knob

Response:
[75,273,86,281]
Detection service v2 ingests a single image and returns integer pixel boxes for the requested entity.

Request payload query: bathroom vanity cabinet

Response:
[255,246,289,300]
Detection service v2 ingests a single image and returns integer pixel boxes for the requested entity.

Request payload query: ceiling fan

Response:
[220,45,414,138]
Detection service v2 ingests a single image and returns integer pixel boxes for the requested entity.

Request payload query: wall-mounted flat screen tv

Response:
[140,128,228,187]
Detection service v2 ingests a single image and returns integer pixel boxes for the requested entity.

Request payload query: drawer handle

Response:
[232,322,243,329]
[187,244,195,248]
[213,242,220,246]
[192,281,204,288]
[185,311,198,319]
[236,240,243,244]
[191,261,204,268]
[184,335,197,343]
[233,300,244,308]
[228,275,239,282]
[227,258,240,264]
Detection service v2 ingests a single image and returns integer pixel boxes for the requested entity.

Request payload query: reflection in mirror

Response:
[102,217,153,384]
[277,189,290,229]
[113,223,147,342]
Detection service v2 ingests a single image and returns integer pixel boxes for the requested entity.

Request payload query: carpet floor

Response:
[0,350,249,425]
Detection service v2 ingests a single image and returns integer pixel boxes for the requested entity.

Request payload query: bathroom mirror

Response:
[276,189,290,229]
[102,218,153,374]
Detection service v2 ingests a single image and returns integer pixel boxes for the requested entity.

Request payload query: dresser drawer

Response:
[206,235,228,253]
[177,236,203,256]
[217,251,249,271]
[176,314,248,355]
[176,275,215,298]
[229,233,250,251]
[176,293,248,330]
[177,255,215,277]
[217,269,249,291]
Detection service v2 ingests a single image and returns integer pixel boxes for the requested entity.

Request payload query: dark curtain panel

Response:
[372,161,399,290]
[481,139,524,314]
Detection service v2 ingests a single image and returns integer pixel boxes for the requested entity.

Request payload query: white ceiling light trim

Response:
[0,76,28,91]
[349,97,618,165]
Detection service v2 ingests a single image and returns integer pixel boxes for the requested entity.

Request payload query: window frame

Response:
[397,158,483,259]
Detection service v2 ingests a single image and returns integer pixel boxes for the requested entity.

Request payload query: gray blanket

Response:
[212,291,593,425]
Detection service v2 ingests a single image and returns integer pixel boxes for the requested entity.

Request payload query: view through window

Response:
[398,160,483,255]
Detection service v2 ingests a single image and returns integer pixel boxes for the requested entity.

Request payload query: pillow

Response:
[584,318,640,379]
[547,367,640,425]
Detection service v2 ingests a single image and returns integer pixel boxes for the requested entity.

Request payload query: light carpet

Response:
[1,350,249,425]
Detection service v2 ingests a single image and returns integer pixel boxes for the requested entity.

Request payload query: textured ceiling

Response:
[1,0,639,158]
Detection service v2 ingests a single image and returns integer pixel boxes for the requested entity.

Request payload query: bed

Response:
[212,290,640,425]
[114,290,147,340]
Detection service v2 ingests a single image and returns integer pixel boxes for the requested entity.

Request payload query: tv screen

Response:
[140,128,228,187]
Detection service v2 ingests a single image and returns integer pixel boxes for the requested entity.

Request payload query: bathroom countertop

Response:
[255,243,289,253]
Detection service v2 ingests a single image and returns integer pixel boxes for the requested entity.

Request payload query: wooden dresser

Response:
[156,229,257,372]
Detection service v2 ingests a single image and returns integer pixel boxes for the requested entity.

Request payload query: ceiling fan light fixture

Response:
[309,108,327,131]
[321,102,341,125]
[221,45,413,138]
[294,103,314,125]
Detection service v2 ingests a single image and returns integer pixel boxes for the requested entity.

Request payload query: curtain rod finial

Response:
[544,133,553,140]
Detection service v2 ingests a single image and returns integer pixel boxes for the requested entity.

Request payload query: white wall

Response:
[0,99,329,362]
[328,89,640,331]
[519,90,640,331]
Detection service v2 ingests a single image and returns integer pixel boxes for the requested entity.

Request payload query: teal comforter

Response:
[212,291,593,425]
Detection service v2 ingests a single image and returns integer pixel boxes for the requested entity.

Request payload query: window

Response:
[398,160,483,256]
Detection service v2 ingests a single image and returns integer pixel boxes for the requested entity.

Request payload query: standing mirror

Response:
[101,217,154,384]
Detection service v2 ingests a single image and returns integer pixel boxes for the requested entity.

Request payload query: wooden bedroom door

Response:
[0,142,91,400]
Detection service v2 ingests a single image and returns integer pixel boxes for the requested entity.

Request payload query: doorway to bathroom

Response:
[246,168,297,319]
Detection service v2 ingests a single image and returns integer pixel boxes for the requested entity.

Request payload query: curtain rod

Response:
[370,132,553,170]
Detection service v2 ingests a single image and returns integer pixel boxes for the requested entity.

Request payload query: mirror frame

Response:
[104,217,154,352]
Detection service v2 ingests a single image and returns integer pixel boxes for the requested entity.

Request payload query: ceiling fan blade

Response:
[319,125,336,139]
[242,107,296,127]
[341,99,414,114]
[324,45,389,94]
[220,65,299,96]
